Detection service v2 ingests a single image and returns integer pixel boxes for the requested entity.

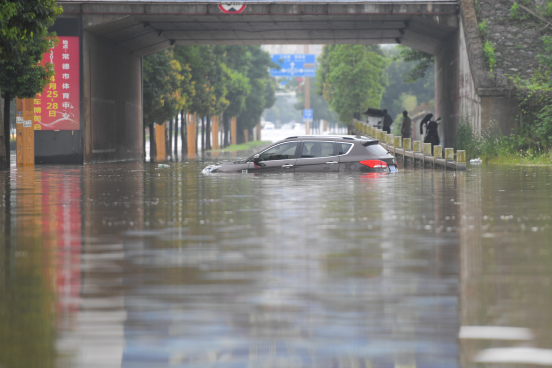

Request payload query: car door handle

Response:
[326,161,338,164]
[282,164,294,168]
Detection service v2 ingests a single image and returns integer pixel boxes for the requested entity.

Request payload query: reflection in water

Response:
[0,167,57,368]
[459,167,552,366]
[1,161,552,367]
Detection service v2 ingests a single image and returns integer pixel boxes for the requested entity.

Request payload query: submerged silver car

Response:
[202,135,397,174]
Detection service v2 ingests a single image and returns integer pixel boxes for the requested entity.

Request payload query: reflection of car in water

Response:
[202,135,397,174]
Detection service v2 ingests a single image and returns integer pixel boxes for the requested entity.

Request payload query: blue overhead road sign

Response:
[270,54,316,78]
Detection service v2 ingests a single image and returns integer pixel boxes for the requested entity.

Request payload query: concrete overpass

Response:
[39,0,511,164]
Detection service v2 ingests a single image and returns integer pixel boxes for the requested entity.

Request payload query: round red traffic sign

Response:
[218,2,247,14]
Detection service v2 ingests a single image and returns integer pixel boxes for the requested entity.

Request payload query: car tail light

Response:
[359,160,388,168]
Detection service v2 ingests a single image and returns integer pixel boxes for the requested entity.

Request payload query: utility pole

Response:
[304,44,310,135]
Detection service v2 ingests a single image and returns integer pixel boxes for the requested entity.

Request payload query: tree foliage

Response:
[380,45,435,117]
[0,37,54,99]
[237,46,278,130]
[143,49,193,127]
[146,45,276,145]
[0,0,62,62]
[395,45,435,83]
[317,45,387,123]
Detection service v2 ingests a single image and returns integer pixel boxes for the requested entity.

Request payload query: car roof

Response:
[281,135,377,143]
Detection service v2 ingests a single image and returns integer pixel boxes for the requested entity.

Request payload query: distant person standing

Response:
[382,109,393,134]
[401,110,411,140]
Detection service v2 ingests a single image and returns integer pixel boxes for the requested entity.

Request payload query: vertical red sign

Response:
[35,36,80,131]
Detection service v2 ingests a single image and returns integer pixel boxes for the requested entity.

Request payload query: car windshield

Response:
[364,144,389,156]
[258,142,299,161]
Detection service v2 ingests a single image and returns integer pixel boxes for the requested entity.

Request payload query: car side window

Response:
[300,141,336,158]
[336,143,353,155]
[259,142,299,161]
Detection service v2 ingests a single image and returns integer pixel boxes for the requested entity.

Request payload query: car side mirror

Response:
[253,154,260,163]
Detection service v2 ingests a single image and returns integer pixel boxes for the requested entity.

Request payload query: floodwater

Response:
[1,152,552,368]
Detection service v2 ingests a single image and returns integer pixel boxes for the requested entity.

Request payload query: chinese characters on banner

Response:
[35,37,80,130]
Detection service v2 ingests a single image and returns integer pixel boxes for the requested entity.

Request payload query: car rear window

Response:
[336,143,353,155]
[364,144,389,156]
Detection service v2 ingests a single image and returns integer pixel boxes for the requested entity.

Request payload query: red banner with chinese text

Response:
[35,36,80,131]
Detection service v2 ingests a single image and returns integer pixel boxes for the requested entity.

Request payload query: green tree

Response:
[143,49,191,159]
[221,64,250,146]
[380,46,435,118]
[0,37,55,166]
[236,46,277,143]
[319,45,387,124]
[0,0,61,62]
[0,0,61,170]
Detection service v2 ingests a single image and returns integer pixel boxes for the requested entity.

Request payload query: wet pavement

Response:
[1,152,552,368]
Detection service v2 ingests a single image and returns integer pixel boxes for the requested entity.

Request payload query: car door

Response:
[247,141,299,173]
[294,141,339,172]
[335,142,357,172]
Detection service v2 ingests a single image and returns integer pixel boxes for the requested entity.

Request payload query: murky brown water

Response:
[1,154,552,368]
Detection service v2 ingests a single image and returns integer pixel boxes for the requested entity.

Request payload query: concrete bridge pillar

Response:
[82,29,143,163]
[435,28,460,149]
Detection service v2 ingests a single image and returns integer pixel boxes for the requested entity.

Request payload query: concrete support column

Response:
[83,30,142,163]
[435,29,460,149]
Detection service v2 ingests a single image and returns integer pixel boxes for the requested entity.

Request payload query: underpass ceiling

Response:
[62,2,458,55]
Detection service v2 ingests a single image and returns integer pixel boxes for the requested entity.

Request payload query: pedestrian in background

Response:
[401,110,411,140]
[382,109,393,134]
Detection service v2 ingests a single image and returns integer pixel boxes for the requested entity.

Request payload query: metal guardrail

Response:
[353,120,466,171]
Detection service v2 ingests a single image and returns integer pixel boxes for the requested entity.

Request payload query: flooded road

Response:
[1,155,552,368]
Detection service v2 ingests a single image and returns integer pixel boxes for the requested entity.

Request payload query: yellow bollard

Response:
[413,141,422,152]
[457,150,466,163]
[403,138,412,150]
[433,145,442,158]
[445,148,454,160]
[387,134,393,145]
[423,143,432,155]
[393,136,401,148]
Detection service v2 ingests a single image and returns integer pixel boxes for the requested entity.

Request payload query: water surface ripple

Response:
[1,158,551,368]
